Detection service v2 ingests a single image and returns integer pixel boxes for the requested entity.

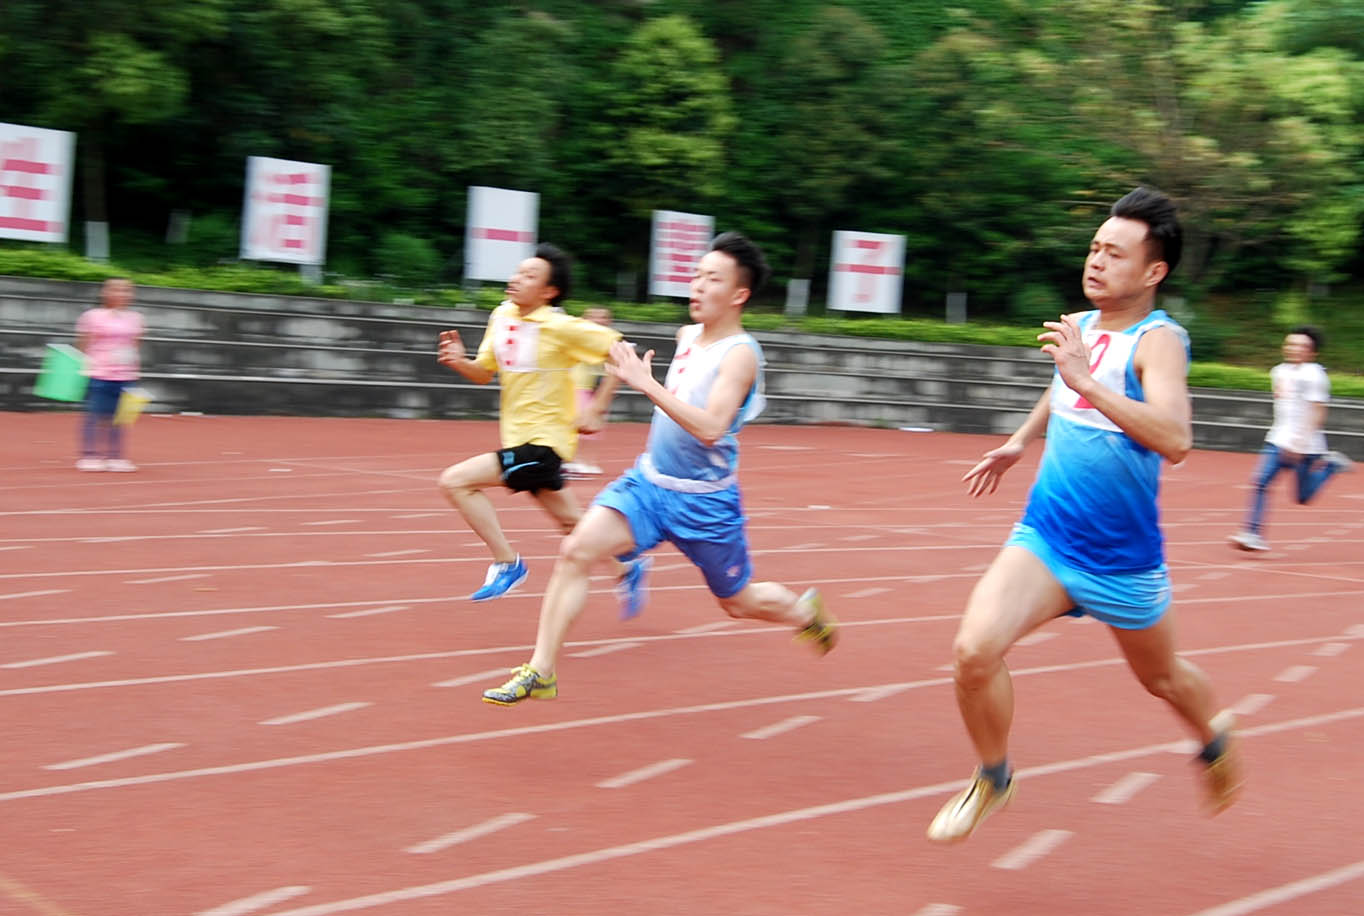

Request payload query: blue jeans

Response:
[1243,443,1341,535]
[81,378,127,459]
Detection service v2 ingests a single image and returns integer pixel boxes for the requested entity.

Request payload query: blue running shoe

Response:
[617,555,652,620]
[471,556,528,601]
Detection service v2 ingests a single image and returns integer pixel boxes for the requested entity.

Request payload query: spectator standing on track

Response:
[1229,326,1354,552]
[75,277,144,472]
[482,232,838,706]
[927,188,1243,844]
[436,244,647,606]
[562,306,614,479]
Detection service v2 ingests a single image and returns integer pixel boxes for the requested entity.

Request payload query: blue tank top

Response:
[639,325,766,490]
[1021,309,1189,573]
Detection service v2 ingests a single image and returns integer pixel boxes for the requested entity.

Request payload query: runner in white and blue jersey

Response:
[927,188,1244,844]
[483,232,839,707]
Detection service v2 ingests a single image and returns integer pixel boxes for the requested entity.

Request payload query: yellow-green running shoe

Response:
[793,588,838,655]
[482,664,557,706]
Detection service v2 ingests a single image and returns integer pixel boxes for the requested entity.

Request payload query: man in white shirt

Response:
[1230,326,1354,551]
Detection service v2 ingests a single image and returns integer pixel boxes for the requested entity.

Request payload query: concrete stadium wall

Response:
[3,276,1362,459]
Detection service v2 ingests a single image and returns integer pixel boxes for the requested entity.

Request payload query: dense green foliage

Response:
[2,1,1361,345]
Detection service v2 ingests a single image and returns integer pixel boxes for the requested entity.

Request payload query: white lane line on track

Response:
[301,519,360,526]
[44,742,184,771]
[567,642,641,659]
[260,703,371,726]
[432,669,512,689]
[1091,771,1161,805]
[1016,631,1058,647]
[1314,642,1349,657]
[741,715,821,740]
[1231,694,1275,717]
[196,527,266,535]
[406,814,536,855]
[849,684,915,703]
[253,711,1364,916]
[4,630,1357,700]
[843,587,891,599]
[1185,859,1364,916]
[0,589,69,601]
[1275,665,1317,683]
[6,695,1362,809]
[181,626,278,642]
[392,513,442,519]
[196,885,311,916]
[992,829,1072,870]
[596,759,692,789]
[126,573,212,584]
[2,650,111,669]
[327,605,410,619]
[365,549,429,558]
[911,906,962,916]
[674,620,739,635]
[0,545,34,552]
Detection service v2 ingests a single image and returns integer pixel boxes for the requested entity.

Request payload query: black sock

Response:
[981,759,1012,790]
[1198,734,1226,764]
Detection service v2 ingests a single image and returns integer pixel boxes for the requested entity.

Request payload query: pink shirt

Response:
[76,307,144,381]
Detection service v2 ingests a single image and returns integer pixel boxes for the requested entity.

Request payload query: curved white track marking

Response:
[1091,772,1161,805]
[406,814,536,855]
[0,630,1357,700]
[992,829,1073,870]
[44,743,184,771]
[260,703,371,726]
[0,589,68,601]
[327,605,409,619]
[126,573,211,584]
[596,759,692,789]
[196,885,311,916]
[567,642,641,659]
[251,712,1364,916]
[181,626,277,642]
[1230,694,1274,717]
[1274,665,1317,683]
[1184,860,1364,916]
[740,715,821,740]
[2,651,111,669]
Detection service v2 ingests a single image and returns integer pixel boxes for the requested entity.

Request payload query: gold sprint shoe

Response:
[926,768,1016,844]
[793,588,838,655]
[1201,710,1244,814]
[482,664,557,706]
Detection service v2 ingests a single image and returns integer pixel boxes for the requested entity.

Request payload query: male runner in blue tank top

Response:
[927,188,1244,843]
[482,232,838,705]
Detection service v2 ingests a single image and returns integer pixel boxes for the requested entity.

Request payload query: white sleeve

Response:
[1305,365,1330,403]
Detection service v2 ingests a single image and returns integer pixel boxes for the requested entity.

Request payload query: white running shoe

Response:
[76,457,106,472]
[104,459,137,472]
[1229,531,1269,552]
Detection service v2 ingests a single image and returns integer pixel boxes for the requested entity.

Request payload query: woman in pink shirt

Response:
[74,278,144,471]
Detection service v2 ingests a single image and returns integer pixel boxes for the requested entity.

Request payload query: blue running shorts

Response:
[1005,523,1170,630]
[594,467,752,599]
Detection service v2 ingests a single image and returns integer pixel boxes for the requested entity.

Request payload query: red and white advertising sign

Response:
[240,156,331,265]
[828,230,905,314]
[0,122,75,244]
[464,186,538,283]
[649,210,714,298]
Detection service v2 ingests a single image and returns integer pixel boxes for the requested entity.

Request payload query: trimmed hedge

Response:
[4,245,1362,398]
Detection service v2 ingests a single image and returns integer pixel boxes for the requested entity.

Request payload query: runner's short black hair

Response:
[1289,325,1323,353]
[534,243,572,306]
[709,232,771,296]
[1110,187,1182,278]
